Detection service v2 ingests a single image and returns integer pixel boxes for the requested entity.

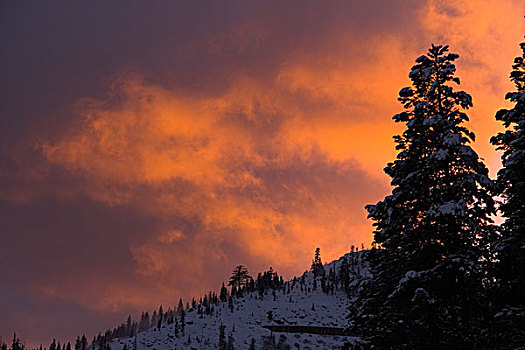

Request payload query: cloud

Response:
[2,0,525,347]
[41,73,385,279]
[418,0,525,173]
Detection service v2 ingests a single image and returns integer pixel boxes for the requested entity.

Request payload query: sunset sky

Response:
[1,1,525,347]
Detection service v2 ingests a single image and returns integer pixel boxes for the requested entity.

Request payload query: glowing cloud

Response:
[2,1,525,346]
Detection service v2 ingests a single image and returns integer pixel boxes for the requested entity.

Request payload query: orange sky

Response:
[1,0,525,347]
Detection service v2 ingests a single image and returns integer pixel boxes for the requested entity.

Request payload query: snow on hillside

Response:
[110,251,369,350]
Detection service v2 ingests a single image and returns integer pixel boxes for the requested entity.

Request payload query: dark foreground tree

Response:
[489,40,525,348]
[351,44,495,349]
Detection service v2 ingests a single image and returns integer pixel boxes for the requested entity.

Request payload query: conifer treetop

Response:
[491,40,525,235]
[355,43,496,348]
[488,38,525,347]
[367,43,494,256]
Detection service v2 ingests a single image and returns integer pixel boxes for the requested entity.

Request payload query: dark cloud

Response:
[0,197,158,344]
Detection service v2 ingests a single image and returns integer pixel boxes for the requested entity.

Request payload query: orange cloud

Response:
[10,0,525,317]
[38,70,385,310]
[419,0,525,174]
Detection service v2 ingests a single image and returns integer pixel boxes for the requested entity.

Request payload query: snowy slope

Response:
[110,252,369,350]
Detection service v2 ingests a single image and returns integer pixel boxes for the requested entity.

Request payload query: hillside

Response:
[109,251,370,350]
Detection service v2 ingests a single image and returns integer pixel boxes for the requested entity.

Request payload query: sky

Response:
[1,0,524,347]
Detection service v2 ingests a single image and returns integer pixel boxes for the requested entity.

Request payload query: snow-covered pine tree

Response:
[352,44,495,348]
[489,39,525,348]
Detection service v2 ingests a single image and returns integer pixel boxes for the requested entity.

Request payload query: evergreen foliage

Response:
[228,265,251,291]
[220,282,228,302]
[489,39,525,348]
[180,308,185,336]
[352,44,495,348]
[11,334,23,350]
[310,248,325,277]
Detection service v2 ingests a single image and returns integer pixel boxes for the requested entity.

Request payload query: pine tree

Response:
[228,265,251,291]
[11,333,22,350]
[352,44,495,348]
[220,282,228,302]
[138,312,150,332]
[339,257,350,293]
[157,305,163,329]
[489,39,525,348]
[80,335,88,350]
[150,310,157,330]
[177,298,184,315]
[180,308,185,336]
[310,247,325,277]
[126,315,132,337]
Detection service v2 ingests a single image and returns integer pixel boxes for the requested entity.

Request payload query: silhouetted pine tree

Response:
[228,265,250,291]
[352,44,495,348]
[310,247,325,277]
[138,312,150,332]
[157,305,163,329]
[177,298,184,315]
[180,308,185,336]
[489,39,525,348]
[11,334,22,350]
[220,282,228,302]
[150,310,157,331]
[80,335,88,350]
